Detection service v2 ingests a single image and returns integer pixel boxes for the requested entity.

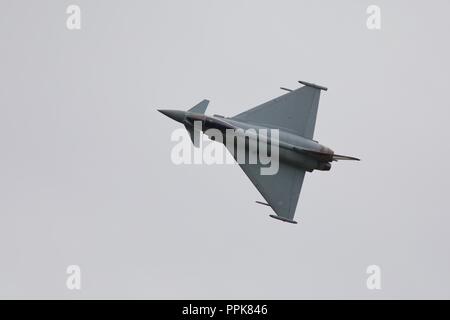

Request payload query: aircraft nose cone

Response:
[158,109,186,124]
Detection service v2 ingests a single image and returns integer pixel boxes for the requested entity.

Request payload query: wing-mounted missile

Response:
[255,201,270,206]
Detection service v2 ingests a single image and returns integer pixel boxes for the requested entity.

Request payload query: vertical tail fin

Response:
[188,99,209,114]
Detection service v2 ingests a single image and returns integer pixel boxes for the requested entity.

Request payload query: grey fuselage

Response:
[169,110,335,172]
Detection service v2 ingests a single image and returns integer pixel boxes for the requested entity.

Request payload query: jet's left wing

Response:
[231,81,326,139]
[235,160,306,224]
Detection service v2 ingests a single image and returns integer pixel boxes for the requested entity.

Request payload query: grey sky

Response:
[0,0,449,299]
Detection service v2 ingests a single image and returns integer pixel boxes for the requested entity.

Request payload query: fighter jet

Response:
[158,81,359,224]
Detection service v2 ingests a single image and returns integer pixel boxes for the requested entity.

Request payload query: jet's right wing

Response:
[228,144,306,223]
[238,161,306,223]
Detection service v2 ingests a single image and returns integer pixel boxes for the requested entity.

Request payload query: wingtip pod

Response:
[269,215,298,224]
[298,80,328,91]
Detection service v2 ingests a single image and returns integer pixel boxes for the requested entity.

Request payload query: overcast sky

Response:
[1,0,449,299]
